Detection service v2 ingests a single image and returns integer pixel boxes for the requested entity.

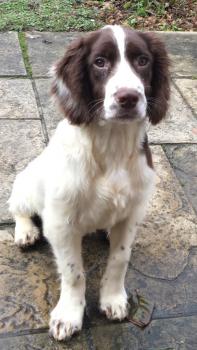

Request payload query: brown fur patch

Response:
[142,134,153,169]
[139,32,170,125]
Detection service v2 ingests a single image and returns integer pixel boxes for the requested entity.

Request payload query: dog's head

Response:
[51,25,170,125]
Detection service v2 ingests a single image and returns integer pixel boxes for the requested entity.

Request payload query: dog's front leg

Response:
[100,219,137,321]
[43,207,85,341]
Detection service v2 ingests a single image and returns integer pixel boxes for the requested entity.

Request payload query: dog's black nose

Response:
[115,88,139,109]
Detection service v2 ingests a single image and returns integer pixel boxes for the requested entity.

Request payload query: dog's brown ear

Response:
[140,32,170,125]
[56,36,90,96]
[51,35,93,124]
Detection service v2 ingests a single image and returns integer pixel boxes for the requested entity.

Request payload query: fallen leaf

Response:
[127,290,155,328]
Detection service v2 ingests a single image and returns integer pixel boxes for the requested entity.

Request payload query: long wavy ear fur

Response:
[140,32,170,125]
[51,34,97,125]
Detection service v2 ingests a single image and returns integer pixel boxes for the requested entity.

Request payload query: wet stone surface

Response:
[91,315,197,350]
[0,235,58,333]
[0,119,45,222]
[0,33,26,76]
[0,226,13,241]
[0,229,107,334]
[164,144,197,214]
[132,146,197,280]
[26,32,80,77]
[35,78,62,138]
[1,230,197,347]
[0,79,40,119]
[174,78,197,113]
[157,32,197,78]
[0,332,89,350]
[127,246,197,320]
[148,85,197,144]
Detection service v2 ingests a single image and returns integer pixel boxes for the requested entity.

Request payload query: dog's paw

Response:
[15,225,40,248]
[49,319,81,341]
[49,303,84,341]
[100,293,128,321]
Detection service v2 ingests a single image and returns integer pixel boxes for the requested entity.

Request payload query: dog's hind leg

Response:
[9,162,43,248]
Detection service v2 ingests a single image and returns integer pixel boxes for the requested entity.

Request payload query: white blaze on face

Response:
[103,25,147,120]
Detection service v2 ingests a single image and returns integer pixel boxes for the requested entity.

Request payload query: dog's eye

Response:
[137,55,149,66]
[94,57,106,68]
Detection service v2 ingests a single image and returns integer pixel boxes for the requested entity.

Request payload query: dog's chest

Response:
[52,121,154,231]
[78,155,151,231]
[98,168,132,211]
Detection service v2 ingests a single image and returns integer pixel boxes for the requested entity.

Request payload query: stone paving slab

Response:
[91,315,197,350]
[0,332,89,350]
[148,85,197,143]
[26,32,79,77]
[0,33,26,76]
[164,144,197,214]
[0,79,40,119]
[35,78,62,138]
[157,32,197,78]
[0,226,13,242]
[132,146,197,279]
[0,120,45,222]
[174,78,197,113]
[0,237,58,333]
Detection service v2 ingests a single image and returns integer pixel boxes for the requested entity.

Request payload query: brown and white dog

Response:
[9,25,170,340]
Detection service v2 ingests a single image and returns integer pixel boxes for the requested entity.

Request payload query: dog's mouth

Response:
[114,109,145,122]
[99,113,144,124]
[116,113,137,121]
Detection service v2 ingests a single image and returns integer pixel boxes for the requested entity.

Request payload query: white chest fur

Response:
[45,120,155,233]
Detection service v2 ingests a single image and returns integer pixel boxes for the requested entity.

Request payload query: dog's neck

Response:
[86,119,146,170]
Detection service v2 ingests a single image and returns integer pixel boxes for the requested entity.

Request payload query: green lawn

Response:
[0,0,103,31]
[0,0,195,32]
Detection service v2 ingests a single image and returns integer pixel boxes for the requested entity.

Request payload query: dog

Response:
[9,25,170,340]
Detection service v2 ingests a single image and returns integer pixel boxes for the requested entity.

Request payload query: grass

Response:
[18,32,32,77]
[122,0,195,31]
[0,0,195,32]
[124,0,167,16]
[0,0,102,31]
[126,0,166,26]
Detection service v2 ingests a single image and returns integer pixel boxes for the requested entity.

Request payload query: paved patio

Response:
[0,31,197,349]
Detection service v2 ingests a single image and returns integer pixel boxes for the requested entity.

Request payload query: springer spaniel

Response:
[9,25,170,340]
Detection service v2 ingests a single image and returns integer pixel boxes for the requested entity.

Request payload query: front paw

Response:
[100,292,128,321]
[49,302,84,341]
[15,225,40,248]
